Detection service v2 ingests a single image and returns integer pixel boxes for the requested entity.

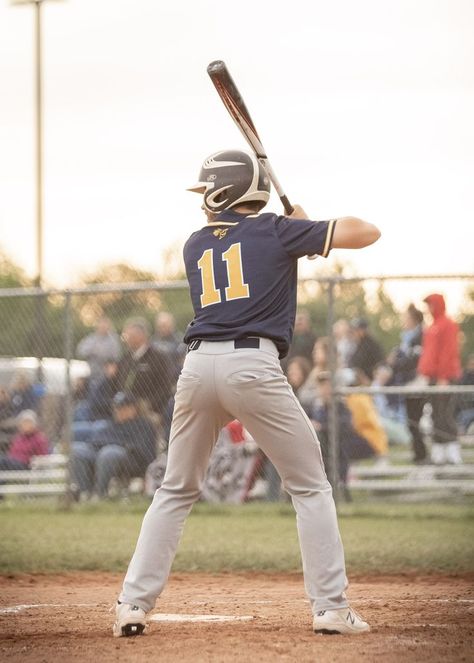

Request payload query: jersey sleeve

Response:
[274,216,337,258]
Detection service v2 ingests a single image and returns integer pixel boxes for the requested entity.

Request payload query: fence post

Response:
[326,278,340,503]
[61,290,74,508]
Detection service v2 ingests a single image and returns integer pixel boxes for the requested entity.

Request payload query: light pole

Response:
[11,0,63,372]
[11,0,63,289]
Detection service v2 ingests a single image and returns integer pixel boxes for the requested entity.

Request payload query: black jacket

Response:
[117,345,174,415]
[349,334,385,381]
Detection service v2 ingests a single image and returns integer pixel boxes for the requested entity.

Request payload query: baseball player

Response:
[113,150,381,637]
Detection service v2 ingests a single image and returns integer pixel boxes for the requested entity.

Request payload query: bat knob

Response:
[207,60,226,75]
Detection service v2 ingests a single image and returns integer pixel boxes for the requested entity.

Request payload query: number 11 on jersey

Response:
[198,242,250,307]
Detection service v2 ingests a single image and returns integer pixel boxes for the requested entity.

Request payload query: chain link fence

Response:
[0,274,473,504]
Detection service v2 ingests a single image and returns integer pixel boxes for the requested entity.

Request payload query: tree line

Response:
[0,249,472,361]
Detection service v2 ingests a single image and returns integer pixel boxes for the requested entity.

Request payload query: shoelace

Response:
[316,608,364,620]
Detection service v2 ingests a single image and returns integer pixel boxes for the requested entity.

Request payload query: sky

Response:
[0,0,473,311]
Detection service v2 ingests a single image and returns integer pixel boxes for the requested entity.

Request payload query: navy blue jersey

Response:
[183,210,336,358]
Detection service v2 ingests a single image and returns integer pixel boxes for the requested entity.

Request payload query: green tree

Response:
[0,249,80,358]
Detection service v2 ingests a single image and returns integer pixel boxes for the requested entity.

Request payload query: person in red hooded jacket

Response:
[417,293,461,464]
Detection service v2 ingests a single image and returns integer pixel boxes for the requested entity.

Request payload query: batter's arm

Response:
[331,217,381,249]
[287,206,381,250]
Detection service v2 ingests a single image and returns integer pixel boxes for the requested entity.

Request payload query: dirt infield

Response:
[1,572,473,662]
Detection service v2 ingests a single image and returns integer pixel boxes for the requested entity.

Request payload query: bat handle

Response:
[280,195,294,216]
[258,158,294,216]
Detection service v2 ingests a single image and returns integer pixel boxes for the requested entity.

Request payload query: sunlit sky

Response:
[0,0,473,311]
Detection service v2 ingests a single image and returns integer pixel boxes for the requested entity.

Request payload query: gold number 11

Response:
[197,242,250,308]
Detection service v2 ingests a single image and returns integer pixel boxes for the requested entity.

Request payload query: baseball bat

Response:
[207,60,294,216]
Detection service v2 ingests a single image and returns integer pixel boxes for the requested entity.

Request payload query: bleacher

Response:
[347,441,474,497]
[0,454,67,496]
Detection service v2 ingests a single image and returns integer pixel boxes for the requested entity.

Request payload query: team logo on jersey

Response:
[213,228,229,240]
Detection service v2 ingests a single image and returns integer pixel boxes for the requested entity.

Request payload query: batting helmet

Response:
[187,150,271,213]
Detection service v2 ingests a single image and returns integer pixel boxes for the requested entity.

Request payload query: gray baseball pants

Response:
[120,339,348,613]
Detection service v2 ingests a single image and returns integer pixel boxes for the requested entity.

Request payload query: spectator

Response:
[0,387,13,422]
[344,369,389,462]
[298,337,331,411]
[284,309,317,366]
[371,363,411,446]
[117,318,175,421]
[70,392,157,499]
[309,373,377,497]
[151,311,186,381]
[0,387,15,452]
[9,371,40,416]
[88,361,120,421]
[0,410,49,471]
[456,353,474,434]
[286,356,313,410]
[333,318,355,369]
[388,303,426,462]
[348,317,385,383]
[71,362,120,444]
[76,316,122,385]
[72,375,91,422]
[418,293,462,464]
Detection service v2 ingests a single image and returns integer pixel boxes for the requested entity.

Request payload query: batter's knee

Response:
[282,478,333,499]
[153,482,203,509]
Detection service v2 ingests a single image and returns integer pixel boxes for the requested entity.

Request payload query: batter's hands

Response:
[288,204,309,220]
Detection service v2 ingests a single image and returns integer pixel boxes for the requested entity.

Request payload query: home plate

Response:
[149,613,254,623]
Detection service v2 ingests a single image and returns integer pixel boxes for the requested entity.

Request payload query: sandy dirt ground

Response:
[0,572,473,662]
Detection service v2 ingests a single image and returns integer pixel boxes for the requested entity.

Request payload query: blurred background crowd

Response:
[1,290,473,502]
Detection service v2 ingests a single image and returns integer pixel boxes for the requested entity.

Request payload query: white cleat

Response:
[431,442,447,465]
[445,442,462,465]
[112,602,147,637]
[313,607,370,635]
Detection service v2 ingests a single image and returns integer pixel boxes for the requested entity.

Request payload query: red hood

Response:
[424,293,446,319]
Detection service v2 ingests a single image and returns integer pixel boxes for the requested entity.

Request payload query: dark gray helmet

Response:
[187,149,270,213]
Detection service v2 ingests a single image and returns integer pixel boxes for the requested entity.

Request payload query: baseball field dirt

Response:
[1,572,473,662]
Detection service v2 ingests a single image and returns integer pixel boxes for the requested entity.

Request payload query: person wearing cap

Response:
[417,293,462,464]
[348,317,385,383]
[117,317,175,421]
[308,372,378,498]
[70,392,157,499]
[0,410,49,471]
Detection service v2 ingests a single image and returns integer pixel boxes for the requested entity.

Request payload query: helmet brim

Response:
[186,181,209,194]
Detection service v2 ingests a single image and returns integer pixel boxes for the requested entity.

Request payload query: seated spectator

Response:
[309,373,376,494]
[76,315,122,386]
[371,363,411,446]
[71,362,120,443]
[88,360,120,421]
[344,369,389,462]
[70,392,157,499]
[72,375,91,422]
[0,410,49,471]
[456,353,474,434]
[348,317,385,383]
[9,371,40,416]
